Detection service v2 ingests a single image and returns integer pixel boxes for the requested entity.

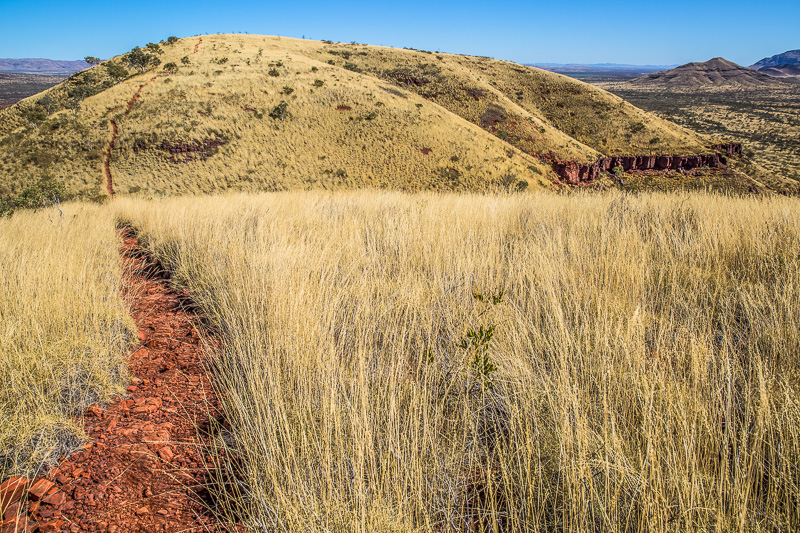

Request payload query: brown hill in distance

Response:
[756,64,800,78]
[630,57,787,88]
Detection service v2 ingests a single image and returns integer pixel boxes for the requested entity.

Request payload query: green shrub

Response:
[268,68,280,77]
[1,178,70,216]
[269,101,289,121]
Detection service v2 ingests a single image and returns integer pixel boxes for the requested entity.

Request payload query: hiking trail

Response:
[104,79,155,197]
[0,228,225,533]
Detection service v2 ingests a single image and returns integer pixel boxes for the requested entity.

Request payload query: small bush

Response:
[269,101,289,121]
[343,62,362,73]
[268,68,280,77]
[312,79,324,87]
[281,86,294,95]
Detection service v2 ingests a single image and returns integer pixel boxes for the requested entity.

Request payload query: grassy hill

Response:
[0,35,727,198]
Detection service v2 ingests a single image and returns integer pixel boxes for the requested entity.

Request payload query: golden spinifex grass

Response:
[119,191,800,532]
[0,204,135,480]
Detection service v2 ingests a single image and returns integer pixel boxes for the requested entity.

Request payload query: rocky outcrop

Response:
[550,143,741,184]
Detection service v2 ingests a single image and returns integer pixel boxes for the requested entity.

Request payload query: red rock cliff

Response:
[550,143,741,184]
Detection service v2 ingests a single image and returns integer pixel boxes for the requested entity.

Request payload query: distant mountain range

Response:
[0,58,87,75]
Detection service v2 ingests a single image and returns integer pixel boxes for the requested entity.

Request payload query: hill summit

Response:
[630,57,786,88]
[0,35,729,198]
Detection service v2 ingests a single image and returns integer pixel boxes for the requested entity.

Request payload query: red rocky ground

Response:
[1,227,225,533]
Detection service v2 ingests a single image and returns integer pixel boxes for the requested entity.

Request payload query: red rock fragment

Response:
[28,479,55,502]
[2,502,19,521]
[0,477,30,509]
[135,506,149,516]
[41,491,66,507]
[38,520,64,532]
[158,446,174,462]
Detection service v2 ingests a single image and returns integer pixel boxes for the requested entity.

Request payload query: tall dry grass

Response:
[0,203,135,481]
[117,190,800,532]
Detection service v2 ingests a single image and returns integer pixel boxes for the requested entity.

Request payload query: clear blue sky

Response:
[0,0,797,66]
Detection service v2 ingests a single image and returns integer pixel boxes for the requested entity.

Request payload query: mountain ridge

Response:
[750,50,800,70]
[0,58,87,75]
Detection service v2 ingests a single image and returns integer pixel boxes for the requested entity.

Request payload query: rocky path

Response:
[1,228,224,533]
[104,79,155,197]
[194,38,202,54]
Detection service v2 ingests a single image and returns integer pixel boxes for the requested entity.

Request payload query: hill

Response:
[756,64,800,78]
[750,49,800,70]
[0,35,729,198]
[0,58,87,75]
[630,57,786,88]
[0,73,65,109]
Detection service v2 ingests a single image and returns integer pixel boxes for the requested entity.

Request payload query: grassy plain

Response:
[596,82,800,194]
[0,204,135,484]
[112,190,800,532]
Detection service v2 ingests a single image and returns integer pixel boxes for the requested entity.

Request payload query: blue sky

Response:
[0,0,797,66]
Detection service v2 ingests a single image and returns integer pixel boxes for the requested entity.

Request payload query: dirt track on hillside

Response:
[103,79,155,197]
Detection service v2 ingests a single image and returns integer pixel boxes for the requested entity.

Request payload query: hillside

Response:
[0,58,87,75]
[0,35,727,198]
[631,57,786,88]
[750,49,800,70]
[757,64,800,78]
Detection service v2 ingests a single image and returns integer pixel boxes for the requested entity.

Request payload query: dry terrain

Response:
[0,73,65,109]
[596,82,800,192]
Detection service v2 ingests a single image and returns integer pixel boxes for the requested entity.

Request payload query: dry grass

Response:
[0,203,135,483]
[116,190,800,532]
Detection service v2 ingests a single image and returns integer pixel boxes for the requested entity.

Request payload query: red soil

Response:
[103,121,118,196]
[103,79,156,197]
[194,38,202,54]
[1,229,224,533]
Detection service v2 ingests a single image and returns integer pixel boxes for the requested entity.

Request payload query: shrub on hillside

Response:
[0,178,70,217]
[269,101,289,121]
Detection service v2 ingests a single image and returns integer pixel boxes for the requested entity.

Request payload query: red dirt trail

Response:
[194,38,202,54]
[103,79,155,197]
[0,228,225,533]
